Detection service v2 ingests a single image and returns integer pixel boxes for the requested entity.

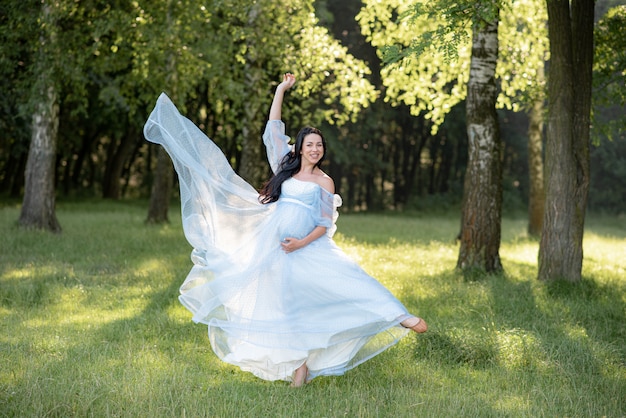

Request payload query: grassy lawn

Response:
[1,200,624,417]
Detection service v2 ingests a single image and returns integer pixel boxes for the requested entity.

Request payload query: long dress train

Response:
[144,93,413,382]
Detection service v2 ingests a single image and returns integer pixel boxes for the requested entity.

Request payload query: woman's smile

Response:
[301,133,324,165]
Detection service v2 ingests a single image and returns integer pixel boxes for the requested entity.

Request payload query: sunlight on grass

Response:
[584,233,626,278]
[565,324,589,340]
[495,328,542,369]
[3,267,39,280]
[501,241,539,265]
[1,203,624,417]
[493,394,532,416]
[166,301,192,323]
[134,258,173,278]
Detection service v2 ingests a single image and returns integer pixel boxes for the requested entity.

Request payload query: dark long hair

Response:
[259,126,326,204]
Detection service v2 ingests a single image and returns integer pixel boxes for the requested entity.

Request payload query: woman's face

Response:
[300,133,324,167]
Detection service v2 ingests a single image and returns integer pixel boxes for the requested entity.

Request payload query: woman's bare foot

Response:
[290,363,308,388]
[401,316,428,333]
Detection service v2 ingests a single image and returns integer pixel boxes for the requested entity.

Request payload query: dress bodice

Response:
[144,95,412,385]
[280,178,320,206]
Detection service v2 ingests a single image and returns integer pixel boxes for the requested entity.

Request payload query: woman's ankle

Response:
[290,363,308,387]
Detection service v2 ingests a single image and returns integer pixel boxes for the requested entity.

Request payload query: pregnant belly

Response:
[276,200,316,240]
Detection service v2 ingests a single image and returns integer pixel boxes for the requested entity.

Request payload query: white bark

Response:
[457,16,502,272]
[19,85,61,232]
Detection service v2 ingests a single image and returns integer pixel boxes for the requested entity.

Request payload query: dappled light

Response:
[1,0,624,413]
[1,202,624,415]
[495,328,542,369]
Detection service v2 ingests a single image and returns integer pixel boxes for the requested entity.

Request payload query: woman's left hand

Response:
[281,237,303,253]
[278,73,296,91]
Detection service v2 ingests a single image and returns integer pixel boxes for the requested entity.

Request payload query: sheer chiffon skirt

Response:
[144,93,412,382]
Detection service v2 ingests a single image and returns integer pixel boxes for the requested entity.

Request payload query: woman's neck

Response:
[298,164,316,175]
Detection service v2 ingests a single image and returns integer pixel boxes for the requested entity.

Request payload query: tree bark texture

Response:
[145,0,177,223]
[238,67,267,188]
[19,85,62,233]
[457,16,503,273]
[145,146,173,224]
[527,65,545,237]
[102,127,140,199]
[237,3,269,189]
[538,0,593,282]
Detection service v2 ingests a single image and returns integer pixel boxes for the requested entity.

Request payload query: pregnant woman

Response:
[143,73,427,387]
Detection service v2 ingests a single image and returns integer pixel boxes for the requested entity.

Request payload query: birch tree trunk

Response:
[538,0,593,281]
[18,1,61,233]
[19,85,61,232]
[527,63,545,237]
[456,14,503,272]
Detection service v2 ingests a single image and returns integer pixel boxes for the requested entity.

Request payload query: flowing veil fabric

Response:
[144,93,412,382]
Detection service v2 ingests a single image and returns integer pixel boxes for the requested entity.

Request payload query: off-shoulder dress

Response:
[144,93,414,383]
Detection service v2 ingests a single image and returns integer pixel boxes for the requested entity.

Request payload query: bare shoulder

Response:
[316,171,335,194]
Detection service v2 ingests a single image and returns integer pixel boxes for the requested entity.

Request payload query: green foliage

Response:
[0,0,377,198]
[593,5,626,141]
[381,1,476,63]
[358,0,548,131]
[0,0,39,167]
[358,0,472,130]
[293,25,378,126]
[203,0,377,129]
[87,0,214,117]
[496,0,548,111]
[589,135,626,213]
[1,202,625,416]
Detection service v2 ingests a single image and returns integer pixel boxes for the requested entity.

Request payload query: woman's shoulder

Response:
[315,171,335,194]
[292,170,335,194]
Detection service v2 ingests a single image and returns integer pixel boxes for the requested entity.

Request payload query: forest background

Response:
[1,2,625,414]
[1,0,625,215]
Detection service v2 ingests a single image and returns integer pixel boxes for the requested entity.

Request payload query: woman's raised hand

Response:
[269,73,296,120]
[278,73,296,91]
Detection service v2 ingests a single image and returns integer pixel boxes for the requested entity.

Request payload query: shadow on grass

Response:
[543,277,626,355]
[336,213,461,245]
[414,331,498,369]
[407,259,625,380]
[0,203,218,414]
[1,254,216,416]
[2,204,625,416]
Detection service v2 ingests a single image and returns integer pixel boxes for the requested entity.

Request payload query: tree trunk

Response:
[145,0,177,223]
[538,0,593,282]
[237,3,268,189]
[102,127,139,199]
[393,116,426,207]
[0,147,27,198]
[456,15,503,273]
[69,131,94,192]
[145,146,173,224]
[18,85,61,233]
[527,64,545,237]
[18,0,61,233]
[238,68,266,188]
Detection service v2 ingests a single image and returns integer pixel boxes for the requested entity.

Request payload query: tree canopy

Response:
[0,0,624,220]
[357,0,549,131]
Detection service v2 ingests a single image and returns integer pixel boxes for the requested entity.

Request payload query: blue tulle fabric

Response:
[144,93,411,383]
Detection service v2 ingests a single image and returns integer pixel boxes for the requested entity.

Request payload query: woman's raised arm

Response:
[269,73,296,121]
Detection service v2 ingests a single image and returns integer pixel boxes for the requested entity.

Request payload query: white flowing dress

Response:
[144,93,413,383]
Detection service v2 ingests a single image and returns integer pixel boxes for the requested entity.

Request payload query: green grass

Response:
[1,201,624,417]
